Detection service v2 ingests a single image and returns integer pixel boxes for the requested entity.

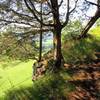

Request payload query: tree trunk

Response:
[39,3,43,62]
[78,10,100,39]
[53,31,55,49]
[39,29,42,62]
[54,28,62,69]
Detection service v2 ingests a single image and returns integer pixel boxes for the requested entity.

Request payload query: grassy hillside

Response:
[90,26,100,40]
[0,26,100,100]
[62,26,100,64]
[0,60,33,98]
[0,60,74,100]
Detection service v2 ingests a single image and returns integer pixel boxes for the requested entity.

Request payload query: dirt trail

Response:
[68,52,100,100]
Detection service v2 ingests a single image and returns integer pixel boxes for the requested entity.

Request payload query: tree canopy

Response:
[0,0,99,68]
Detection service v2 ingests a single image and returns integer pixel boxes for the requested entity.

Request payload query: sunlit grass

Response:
[0,26,100,99]
[0,60,75,100]
[90,26,100,40]
[4,72,75,100]
[0,60,33,97]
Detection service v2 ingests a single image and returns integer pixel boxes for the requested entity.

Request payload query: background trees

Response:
[0,0,99,68]
[0,30,38,61]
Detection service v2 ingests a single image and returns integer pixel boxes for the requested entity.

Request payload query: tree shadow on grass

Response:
[68,78,100,100]
[66,63,100,100]
[4,73,75,100]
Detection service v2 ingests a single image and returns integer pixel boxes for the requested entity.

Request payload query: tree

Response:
[1,0,95,69]
[23,0,79,68]
[79,0,100,39]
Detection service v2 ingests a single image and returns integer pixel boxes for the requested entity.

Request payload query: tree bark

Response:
[54,28,62,68]
[39,3,43,62]
[39,28,42,62]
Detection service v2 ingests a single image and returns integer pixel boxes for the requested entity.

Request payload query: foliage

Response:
[0,59,76,100]
[4,73,75,100]
[62,20,83,41]
[90,26,100,40]
[0,0,86,67]
[0,31,38,61]
[62,26,100,64]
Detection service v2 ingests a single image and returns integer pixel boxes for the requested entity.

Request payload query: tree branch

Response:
[24,0,54,27]
[77,10,100,39]
[28,0,52,16]
[0,19,35,26]
[77,0,100,39]
[62,0,70,28]
[85,0,100,8]
[62,0,78,28]
[58,0,63,7]
[69,0,78,14]
[9,8,35,20]
[46,0,52,9]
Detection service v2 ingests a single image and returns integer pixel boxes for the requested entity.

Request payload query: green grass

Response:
[0,26,99,100]
[90,26,100,40]
[0,60,33,98]
[62,26,100,64]
[4,72,75,100]
[0,59,74,100]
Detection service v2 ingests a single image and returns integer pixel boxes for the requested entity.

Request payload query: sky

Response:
[58,0,97,26]
[86,0,97,16]
[0,0,98,32]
